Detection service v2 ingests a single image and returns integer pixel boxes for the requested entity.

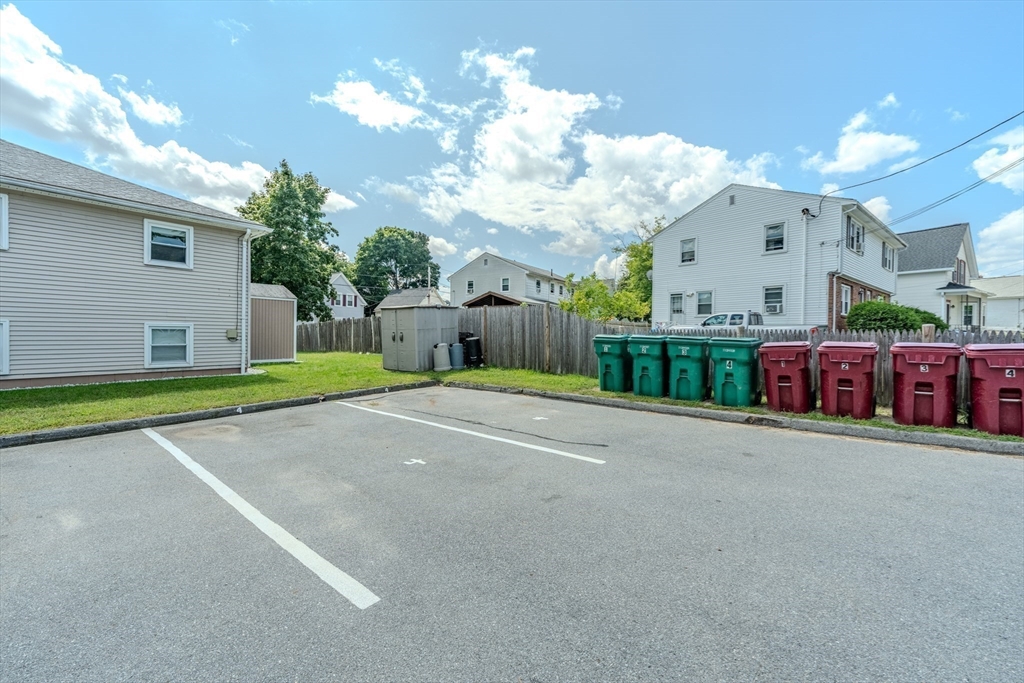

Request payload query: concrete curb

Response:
[443,381,1024,457]
[0,381,440,449]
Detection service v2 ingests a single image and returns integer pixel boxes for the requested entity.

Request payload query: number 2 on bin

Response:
[841,362,850,370]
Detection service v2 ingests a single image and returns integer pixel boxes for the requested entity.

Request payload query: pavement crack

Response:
[393,407,609,448]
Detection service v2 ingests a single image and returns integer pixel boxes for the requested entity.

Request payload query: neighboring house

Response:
[0,139,270,388]
[372,287,448,316]
[971,275,1023,330]
[327,271,366,319]
[650,184,907,329]
[894,223,991,330]
[448,252,569,307]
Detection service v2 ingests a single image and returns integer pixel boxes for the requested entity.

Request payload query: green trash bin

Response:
[666,336,710,401]
[708,337,763,407]
[592,335,632,392]
[628,335,668,397]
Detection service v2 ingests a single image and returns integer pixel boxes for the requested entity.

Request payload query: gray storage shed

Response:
[250,283,297,363]
[380,305,459,371]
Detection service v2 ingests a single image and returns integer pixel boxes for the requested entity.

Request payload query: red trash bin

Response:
[964,344,1024,437]
[891,343,962,428]
[758,342,813,413]
[817,341,878,419]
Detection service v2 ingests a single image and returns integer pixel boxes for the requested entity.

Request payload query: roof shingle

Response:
[896,223,969,272]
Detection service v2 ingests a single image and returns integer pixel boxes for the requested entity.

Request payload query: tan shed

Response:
[250,283,297,362]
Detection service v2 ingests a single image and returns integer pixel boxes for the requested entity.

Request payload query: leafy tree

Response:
[559,272,649,322]
[353,227,439,309]
[846,300,921,331]
[238,160,340,321]
[613,216,669,319]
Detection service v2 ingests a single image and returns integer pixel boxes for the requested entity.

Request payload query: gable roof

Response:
[250,283,297,300]
[375,287,448,309]
[971,275,1023,299]
[0,139,267,233]
[448,251,565,281]
[896,223,969,272]
[330,271,360,293]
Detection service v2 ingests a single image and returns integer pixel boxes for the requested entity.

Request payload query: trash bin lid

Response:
[708,337,764,347]
[593,334,630,341]
[666,335,709,344]
[963,343,1024,357]
[818,341,878,353]
[628,335,667,342]
[891,342,962,357]
[759,341,811,349]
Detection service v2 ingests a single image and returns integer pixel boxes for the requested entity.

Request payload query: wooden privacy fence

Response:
[298,307,1021,410]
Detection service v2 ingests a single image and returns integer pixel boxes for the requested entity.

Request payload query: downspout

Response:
[240,228,252,374]
[800,211,808,324]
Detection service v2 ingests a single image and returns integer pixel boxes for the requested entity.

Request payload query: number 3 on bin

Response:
[920,364,929,373]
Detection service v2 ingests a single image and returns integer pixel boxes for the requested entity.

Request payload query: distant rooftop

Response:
[896,223,969,272]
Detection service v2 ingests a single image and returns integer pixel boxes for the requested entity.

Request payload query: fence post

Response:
[921,324,935,343]
[482,306,488,364]
[544,304,551,373]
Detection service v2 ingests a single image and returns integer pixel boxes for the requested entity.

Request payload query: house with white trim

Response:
[893,223,992,330]
[448,252,570,308]
[327,271,366,319]
[0,139,270,388]
[651,184,907,330]
[970,275,1023,330]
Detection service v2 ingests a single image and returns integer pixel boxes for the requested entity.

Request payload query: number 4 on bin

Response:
[1008,368,1017,378]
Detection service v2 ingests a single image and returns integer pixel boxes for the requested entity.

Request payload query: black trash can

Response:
[464,337,483,367]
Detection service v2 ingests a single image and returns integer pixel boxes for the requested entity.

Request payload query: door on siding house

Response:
[670,293,685,324]
[381,310,399,370]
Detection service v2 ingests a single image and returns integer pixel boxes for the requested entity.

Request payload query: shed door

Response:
[381,310,399,370]
[396,309,418,371]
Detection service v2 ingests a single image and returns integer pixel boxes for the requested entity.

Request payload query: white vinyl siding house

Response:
[448,253,569,307]
[327,271,365,319]
[0,140,269,388]
[651,184,904,328]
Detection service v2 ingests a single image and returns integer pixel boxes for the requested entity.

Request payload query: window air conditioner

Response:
[765,304,782,314]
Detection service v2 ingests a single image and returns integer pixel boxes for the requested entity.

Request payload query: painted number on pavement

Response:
[1008,369,1017,378]
[920,364,929,373]
[841,362,850,370]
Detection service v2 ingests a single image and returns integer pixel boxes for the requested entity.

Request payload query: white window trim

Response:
[467,280,475,294]
[696,290,714,316]
[501,277,510,292]
[841,285,852,316]
[882,243,894,271]
[535,279,542,294]
[763,285,785,314]
[680,237,697,265]
[0,319,9,375]
[0,193,9,251]
[763,221,787,254]
[144,218,194,269]
[845,216,864,256]
[145,322,194,369]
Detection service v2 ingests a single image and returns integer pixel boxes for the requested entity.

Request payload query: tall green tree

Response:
[353,227,439,309]
[613,215,668,317]
[238,160,340,321]
[559,273,649,322]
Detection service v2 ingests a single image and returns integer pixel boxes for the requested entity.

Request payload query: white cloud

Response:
[975,208,1024,276]
[463,245,500,261]
[427,235,458,258]
[0,5,279,214]
[117,87,183,127]
[216,19,249,46]
[311,74,434,131]
[862,196,892,224]
[323,191,357,213]
[486,227,498,235]
[592,253,626,279]
[820,183,840,195]
[947,108,967,122]
[794,145,809,155]
[225,134,252,149]
[384,47,779,257]
[972,126,1024,194]
[365,178,420,204]
[878,93,899,108]
[802,109,919,175]
[887,156,922,173]
[604,94,623,111]
[110,73,127,83]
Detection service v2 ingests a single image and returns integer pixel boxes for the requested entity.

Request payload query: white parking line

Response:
[142,428,380,610]
[337,402,606,465]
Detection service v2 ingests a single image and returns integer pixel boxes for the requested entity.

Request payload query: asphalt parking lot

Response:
[2,386,1022,682]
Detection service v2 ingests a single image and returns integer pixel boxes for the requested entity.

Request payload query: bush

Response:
[846,300,921,331]
[904,306,950,332]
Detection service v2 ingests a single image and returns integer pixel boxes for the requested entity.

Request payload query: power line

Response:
[888,156,1023,227]
[815,109,1024,216]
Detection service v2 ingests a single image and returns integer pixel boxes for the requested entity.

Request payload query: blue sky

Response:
[2,0,1022,289]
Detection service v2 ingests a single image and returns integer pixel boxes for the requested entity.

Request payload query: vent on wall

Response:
[729,194,735,205]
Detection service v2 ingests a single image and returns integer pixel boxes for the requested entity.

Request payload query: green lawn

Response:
[1,352,1021,444]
